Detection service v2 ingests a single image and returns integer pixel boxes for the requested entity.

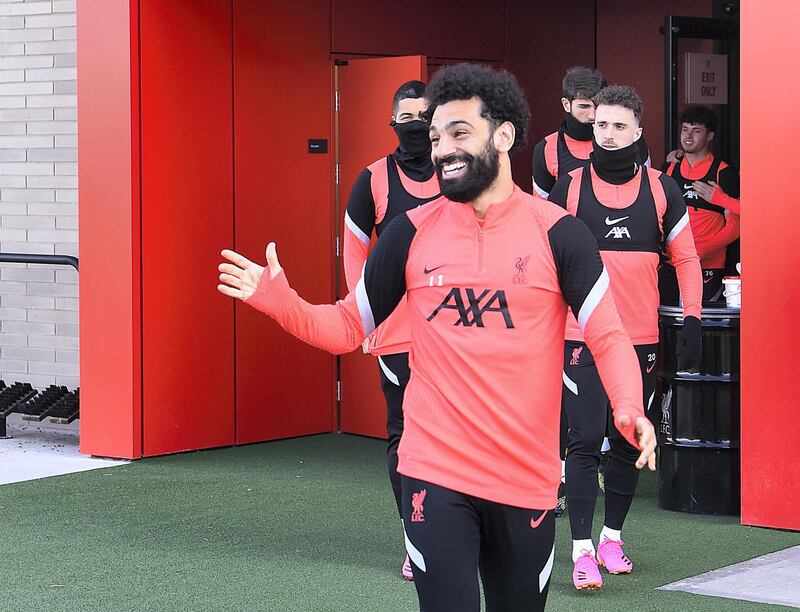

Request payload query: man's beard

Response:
[435,137,500,203]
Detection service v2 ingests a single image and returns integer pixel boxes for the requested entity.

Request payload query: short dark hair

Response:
[593,85,644,124]
[423,63,530,154]
[562,66,606,101]
[392,80,426,115]
[680,105,718,133]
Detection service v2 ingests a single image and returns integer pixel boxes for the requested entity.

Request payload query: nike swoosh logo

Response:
[423,265,446,274]
[684,183,694,190]
[703,276,713,284]
[530,511,547,529]
[604,215,630,225]
[646,362,656,374]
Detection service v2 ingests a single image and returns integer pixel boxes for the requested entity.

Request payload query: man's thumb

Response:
[265,242,282,278]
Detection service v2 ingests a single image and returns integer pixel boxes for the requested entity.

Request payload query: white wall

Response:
[0,0,77,390]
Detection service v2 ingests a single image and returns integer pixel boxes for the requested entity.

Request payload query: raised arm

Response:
[218,214,415,355]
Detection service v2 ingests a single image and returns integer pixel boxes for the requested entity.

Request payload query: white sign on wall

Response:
[686,52,728,104]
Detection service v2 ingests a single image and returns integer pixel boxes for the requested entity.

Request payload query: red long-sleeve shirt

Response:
[245,187,645,509]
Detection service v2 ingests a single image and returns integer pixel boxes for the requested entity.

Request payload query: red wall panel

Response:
[77,0,141,459]
[740,0,800,531]
[596,0,712,167]
[139,0,235,455]
[333,0,504,62]
[233,0,335,443]
[505,0,596,191]
[337,56,427,438]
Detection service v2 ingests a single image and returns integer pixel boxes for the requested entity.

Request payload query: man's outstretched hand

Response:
[218,242,282,302]
[616,414,657,471]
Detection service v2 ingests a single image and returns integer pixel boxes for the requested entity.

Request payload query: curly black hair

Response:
[423,63,530,154]
[680,105,718,132]
[593,85,644,124]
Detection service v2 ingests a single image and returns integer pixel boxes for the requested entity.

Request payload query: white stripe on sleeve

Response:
[666,211,690,246]
[533,177,550,199]
[344,210,370,246]
[355,271,376,337]
[577,267,610,332]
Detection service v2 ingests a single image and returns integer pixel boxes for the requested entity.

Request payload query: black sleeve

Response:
[547,174,572,209]
[547,214,606,315]
[345,168,376,237]
[532,138,555,197]
[717,164,740,199]
[637,134,651,166]
[361,212,416,330]
[658,174,689,241]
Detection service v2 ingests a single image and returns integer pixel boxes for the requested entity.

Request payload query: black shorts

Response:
[401,475,554,612]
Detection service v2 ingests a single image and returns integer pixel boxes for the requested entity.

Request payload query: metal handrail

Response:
[0,252,78,271]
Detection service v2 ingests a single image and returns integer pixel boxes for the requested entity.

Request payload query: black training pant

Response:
[562,342,657,540]
[377,352,410,517]
[401,475,554,612]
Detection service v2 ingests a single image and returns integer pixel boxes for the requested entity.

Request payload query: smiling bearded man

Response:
[217,64,656,612]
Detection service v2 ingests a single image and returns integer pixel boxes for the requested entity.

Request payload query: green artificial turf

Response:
[2,433,798,611]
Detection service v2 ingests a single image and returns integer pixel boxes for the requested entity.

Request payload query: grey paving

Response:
[0,414,126,485]
[660,545,800,608]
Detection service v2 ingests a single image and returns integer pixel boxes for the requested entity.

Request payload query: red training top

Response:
[246,187,645,509]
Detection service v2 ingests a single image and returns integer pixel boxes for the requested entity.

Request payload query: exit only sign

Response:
[686,52,728,104]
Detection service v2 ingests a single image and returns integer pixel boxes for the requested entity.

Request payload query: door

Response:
[336,56,427,438]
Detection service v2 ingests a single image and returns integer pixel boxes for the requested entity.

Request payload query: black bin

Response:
[656,306,740,515]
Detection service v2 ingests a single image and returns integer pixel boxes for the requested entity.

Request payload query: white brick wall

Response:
[0,0,77,390]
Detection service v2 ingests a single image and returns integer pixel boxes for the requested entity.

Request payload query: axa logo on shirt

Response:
[427,288,515,328]
[603,215,631,239]
[683,183,700,200]
[604,226,631,239]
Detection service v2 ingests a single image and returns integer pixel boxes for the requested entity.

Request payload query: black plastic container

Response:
[656,306,740,515]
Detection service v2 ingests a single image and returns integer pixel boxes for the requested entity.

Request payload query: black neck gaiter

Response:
[590,140,641,185]
[562,112,594,141]
[392,120,434,181]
